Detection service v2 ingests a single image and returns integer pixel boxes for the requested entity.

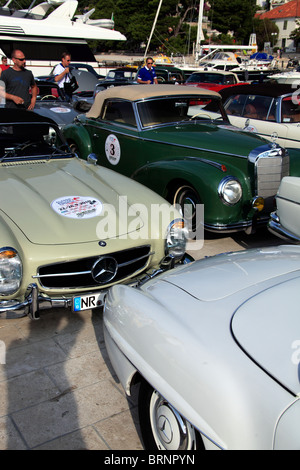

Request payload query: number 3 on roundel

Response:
[105,134,121,165]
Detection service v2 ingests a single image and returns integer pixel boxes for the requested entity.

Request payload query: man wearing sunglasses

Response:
[137,58,158,84]
[0,49,37,110]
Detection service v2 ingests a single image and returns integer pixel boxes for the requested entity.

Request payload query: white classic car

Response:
[220,84,300,149]
[104,245,300,450]
[269,176,300,243]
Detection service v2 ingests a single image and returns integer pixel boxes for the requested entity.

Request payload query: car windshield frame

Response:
[0,121,73,162]
[135,95,229,129]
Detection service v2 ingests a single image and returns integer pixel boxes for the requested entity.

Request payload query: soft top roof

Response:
[0,109,57,125]
[86,84,220,118]
[219,83,296,101]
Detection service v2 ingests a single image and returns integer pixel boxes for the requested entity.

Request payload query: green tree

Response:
[290,20,300,46]
[209,0,257,44]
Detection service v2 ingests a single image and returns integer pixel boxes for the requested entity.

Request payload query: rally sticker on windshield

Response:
[51,196,103,219]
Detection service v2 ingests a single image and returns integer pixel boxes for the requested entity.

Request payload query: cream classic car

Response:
[220,84,300,149]
[269,176,300,243]
[0,109,188,320]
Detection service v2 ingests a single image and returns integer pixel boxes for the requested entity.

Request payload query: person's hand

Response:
[13,96,25,105]
[27,100,35,110]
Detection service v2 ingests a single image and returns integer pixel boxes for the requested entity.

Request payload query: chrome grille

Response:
[256,150,289,199]
[36,246,152,289]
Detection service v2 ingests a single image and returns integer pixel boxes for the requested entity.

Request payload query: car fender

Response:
[63,124,92,159]
[0,210,24,252]
[131,157,251,218]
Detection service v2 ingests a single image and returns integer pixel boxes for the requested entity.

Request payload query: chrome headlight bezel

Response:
[0,247,22,295]
[165,218,188,259]
[218,176,243,206]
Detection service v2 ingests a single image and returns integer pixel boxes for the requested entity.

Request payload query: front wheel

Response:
[68,141,81,158]
[172,185,202,235]
[138,381,203,450]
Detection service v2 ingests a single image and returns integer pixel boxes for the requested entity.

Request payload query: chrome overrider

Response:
[0,254,193,321]
[268,211,300,244]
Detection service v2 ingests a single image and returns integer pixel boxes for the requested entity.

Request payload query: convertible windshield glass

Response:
[0,122,68,161]
[281,96,300,123]
[137,96,226,127]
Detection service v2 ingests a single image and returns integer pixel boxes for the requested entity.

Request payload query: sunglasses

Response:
[15,57,26,61]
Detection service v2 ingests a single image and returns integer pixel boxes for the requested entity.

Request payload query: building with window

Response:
[256,0,300,51]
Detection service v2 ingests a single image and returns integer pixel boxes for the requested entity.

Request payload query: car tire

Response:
[69,141,81,158]
[138,380,203,450]
[172,185,201,236]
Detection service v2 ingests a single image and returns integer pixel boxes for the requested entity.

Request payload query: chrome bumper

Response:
[0,254,194,320]
[268,212,300,244]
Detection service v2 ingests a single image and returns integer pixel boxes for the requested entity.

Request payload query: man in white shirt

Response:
[53,52,71,100]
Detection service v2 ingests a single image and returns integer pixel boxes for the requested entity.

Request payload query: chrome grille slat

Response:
[256,151,289,199]
[36,245,152,289]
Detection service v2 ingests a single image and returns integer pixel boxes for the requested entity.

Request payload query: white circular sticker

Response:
[50,107,72,113]
[51,196,103,219]
[105,134,121,165]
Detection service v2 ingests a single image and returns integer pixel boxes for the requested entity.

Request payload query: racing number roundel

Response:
[105,134,121,165]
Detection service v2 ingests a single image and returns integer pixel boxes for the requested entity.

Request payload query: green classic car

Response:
[0,109,188,320]
[63,85,295,234]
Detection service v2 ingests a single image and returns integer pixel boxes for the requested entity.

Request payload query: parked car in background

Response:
[104,244,300,450]
[34,80,81,127]
[269,176,300,243]
[220,84,300,149]
[0,109,188,321]
[63,85,295,235]
[136,65,185,84]
[184,70,248,92]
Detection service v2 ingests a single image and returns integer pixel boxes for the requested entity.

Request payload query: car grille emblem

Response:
[91,256,118,284]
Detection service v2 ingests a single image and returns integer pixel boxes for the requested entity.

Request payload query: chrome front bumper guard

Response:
[268,212,300,244]
[0,254,194,320]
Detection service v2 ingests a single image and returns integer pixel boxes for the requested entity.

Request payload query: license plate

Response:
[73,293,105,312]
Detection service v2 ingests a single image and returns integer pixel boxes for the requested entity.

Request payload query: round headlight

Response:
[0,248,22,295]
[218,177,242,206]
[165,219,188,259]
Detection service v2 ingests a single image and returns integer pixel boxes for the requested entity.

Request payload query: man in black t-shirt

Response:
[1,49,37,109]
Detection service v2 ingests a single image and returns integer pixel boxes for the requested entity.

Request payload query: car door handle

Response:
[93,134,99,138]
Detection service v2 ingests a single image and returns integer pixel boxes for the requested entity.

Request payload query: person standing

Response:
[53,52,72,100]
[1,50,37,109]
[137,58,158,84]
[0,56,9,77]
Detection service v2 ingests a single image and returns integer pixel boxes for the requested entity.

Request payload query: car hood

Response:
[0,158,144,245]
[231,276,300,395]
[149,121,267,157]
[156,246,300,301]
[34,103,79,126]
[143,246,300,394]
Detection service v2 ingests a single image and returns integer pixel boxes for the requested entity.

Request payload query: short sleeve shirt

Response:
[137,66,157,84]
[1,67,35,109]
[53,63,70,88]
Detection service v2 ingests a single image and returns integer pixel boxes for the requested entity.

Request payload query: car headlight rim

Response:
[0,247,22,295]
[218,176,243,206]
[165,218,188,259]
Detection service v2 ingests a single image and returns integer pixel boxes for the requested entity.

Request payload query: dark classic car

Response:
[63,85,296,234]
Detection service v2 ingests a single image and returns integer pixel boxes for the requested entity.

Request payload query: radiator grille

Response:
[256,151,289,199]
[36,245,152,289]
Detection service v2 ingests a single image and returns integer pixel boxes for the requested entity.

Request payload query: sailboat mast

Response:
[144,0,163,59]
[195,0,204,62]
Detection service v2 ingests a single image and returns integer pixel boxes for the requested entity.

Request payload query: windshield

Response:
[0,122,70,161]
[137,96,227,128]
[281,96,300,123]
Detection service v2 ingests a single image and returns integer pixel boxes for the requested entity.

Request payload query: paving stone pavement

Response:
[0,229,283,450]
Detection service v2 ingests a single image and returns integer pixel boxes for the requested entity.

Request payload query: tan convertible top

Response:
[86,84,220,118]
